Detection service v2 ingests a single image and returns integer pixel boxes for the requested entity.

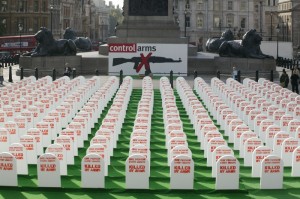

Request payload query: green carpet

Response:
[1,89,300,199]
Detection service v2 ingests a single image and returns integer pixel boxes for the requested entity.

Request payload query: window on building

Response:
[226,14,234,27]
[197,14,203,28]
[186,0,190,9]
[255,4,259,12]
[197,0,204,10]
[213,0,220,11]
[63,19,70,29]
[228,1,233,10]
[0,18,6,27]
[1,1,7,12]
[174,0,178,9]
[19,0,27,12]
[273,0,276,6]
[34,0,39,12]
[0,18,7,33]
[63,6,70,17]
[17,18,25,31]
[214,16,220,28]
[42,0,46,12]
[185,16,190,28]
[240,17,246,28]
[175,16,179,25]
[42,17,47,27]
[33,18,39,32]
[267,0,270,6]
[254,19,259,29]
[240,1,246,11]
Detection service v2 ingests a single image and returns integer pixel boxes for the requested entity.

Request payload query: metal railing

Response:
[15,67,276,87]
[216,70,274,83]
[276,57,300,69]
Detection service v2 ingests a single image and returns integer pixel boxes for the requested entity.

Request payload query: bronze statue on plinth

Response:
[23,27,77,57]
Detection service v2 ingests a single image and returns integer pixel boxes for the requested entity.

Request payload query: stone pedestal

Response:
[188,54,277,78]
[19,55,108,76]
[19,52,277,78]
[109,0,187,44]
[20,56,81,76]
[214,57,276,73]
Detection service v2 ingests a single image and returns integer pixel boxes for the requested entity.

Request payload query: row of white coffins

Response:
[193,77,297,189]
[0,75,113,152]
[176,77,240,189]
[0,76,119,187]
[125,76,153,189]
[0,76,81,151]
[0,75,95,147]
[161,77,195,190]
[82,76,133,188]
[0,76,83,127]
[197,77,299,160]
[216,77,299,160]
[208,77,300,167]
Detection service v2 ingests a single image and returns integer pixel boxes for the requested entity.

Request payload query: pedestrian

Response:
[280,69,289,88]
[63,63,72,77]
[291,68,299,94]
[0,64,4,86]
[232,66,238,80]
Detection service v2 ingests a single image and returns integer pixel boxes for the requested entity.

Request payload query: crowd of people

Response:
[0,54,20,66]
[280,68,300,94]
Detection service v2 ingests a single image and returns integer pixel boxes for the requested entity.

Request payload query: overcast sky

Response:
[110,0,123,8]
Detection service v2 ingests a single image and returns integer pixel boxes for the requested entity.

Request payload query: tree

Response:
[0,23,6,36]
[109,7,123,37]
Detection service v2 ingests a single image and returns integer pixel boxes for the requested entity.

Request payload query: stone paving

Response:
[1,63,291,91]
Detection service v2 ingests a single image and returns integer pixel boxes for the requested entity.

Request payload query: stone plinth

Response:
[20,56,81,76]
[118,0,178,39]
[19,55,108,76]
[110,0,187,46]
[214,57,276,73]
[19,52,276,78]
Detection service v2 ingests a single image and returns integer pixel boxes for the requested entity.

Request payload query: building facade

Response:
[278,0,300,56]
[0,0,112,43]
[263,0,279,41]
[0,0,52,36]
[173,0,279,51]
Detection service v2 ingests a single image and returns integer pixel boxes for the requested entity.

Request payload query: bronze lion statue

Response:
[26,27,77,57]
[206,29,234,53]
[218,29,273,59]
[63,27,92,52]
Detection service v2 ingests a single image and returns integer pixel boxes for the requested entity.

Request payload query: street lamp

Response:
[259,1,263,36]
[18,23,23,53]
[270,12,273,41]
[50,5,53,33]
[184,9,187,37]
[101,20,104,42]
[286,18,289,42]
[282,21,285,41]
[276,24,280,59]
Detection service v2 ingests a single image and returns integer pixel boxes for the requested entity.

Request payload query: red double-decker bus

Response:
[0,35,36,54]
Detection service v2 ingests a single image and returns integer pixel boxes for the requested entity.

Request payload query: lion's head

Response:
[221,29,234,40]
[241,29,262,47]
[63,27,77,40]
[34,27,54,44]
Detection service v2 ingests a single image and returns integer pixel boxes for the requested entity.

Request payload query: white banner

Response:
[109,43,188,76]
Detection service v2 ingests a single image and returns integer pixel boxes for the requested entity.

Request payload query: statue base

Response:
[18,55,108,76]
[188,54,277,78]
[19,52,277,79]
